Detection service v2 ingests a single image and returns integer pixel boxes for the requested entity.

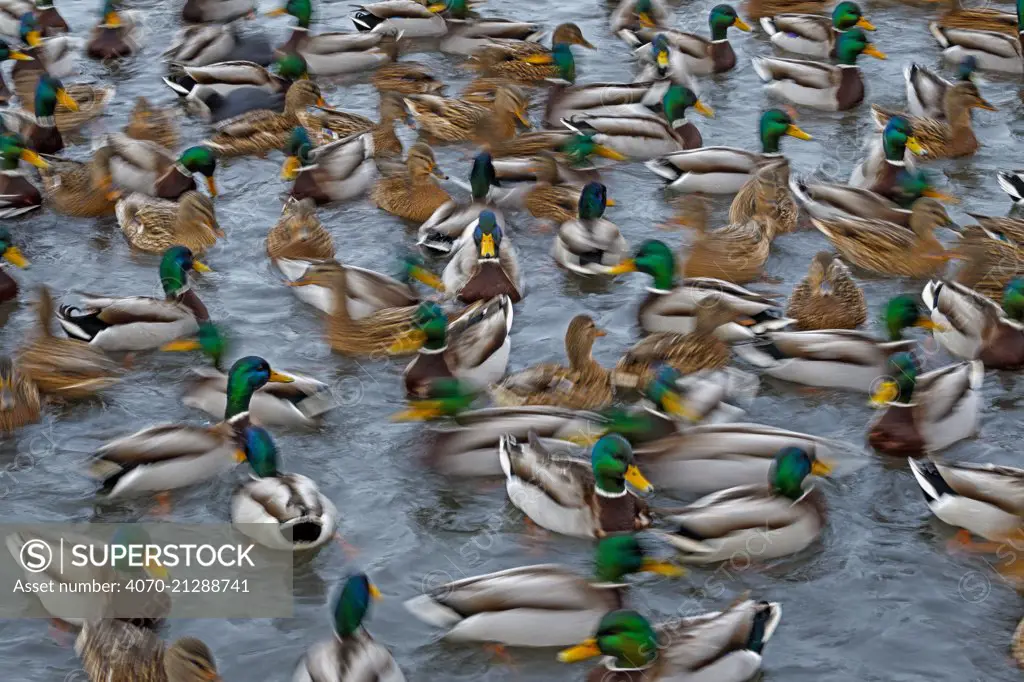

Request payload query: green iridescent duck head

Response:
[871,352,920,406]
[1003,278,1024,320]
[158,245,210,298]
[834,27,886,66]
[0,133,46,173]
[388,301,448,355]
[661,84,714,127]
[891,169,955,207]
[758,109,812,154]
[391,377,477,421]
[395,253,444,291]
[19,13,41,47]
[831,1,874,31]
[643,365,699,421]
[882,295,940,341]
[591,433,652,496]
[266,0,312,28]
[160,320,228,370]
[237,425,281,476]
[769,446,830,500]
[473,210,502,259]
[275,52,309,81]
[559,132,627,167]
[881,116,924,163]
[708,4,751,41]
[440,0,474,20]
[179,146,218,197]
[223,355,294,420]
[331,573,382,638]
[281,126,314,180]
[109,526,169,579]
[0,227,28,268]
[577,182,610,221]
[593,534,684,583]
[469,151,499,200]
[607,239,676,291]
[34,74,78,119]
[956,56,978,82]
[559,609,659,669]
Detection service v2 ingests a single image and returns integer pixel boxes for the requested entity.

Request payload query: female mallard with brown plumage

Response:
[116,192,223,255]
[786,252,866,330]
[76,619,219,682]
[0,357,41,432]
[203,79,325,158]
[296,92,404,157]
[403,85,529,144]
[871,81,996,159]
[86,0,142,60]
[953,231,1024,301]
[123,96,178,150]
[500,432,653,538]
[389,297,513,397]
[922,278,1024,369]
[490,314,610,410]
[611,294,750,389]
[371,60,444,95]
[868,352,983,457]
[0,133,47,218]
[38,147,119,218]
[812,198,955,277]
[553,181,629,276]
[468,22,594,82]
[16,286,123,400]
[936,0,1018,32]
[287,260,426,357]
[371,141,451,222]
[609,239,794,341]
[266,197,333,261]
[520,153,586,224]
[443,210,523,304]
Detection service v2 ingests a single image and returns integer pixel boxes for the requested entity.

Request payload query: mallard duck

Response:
[33,0,69,36]
[0,133,46,217]
[654,446,828,562]
[116,192,222,255]
[203,80,324,158]
[644,4,752,75]
[612,295,751,389]
[11,14,81,103]
[37,149,118,217]
[0,357,40,431]
[437,3,543,56]
[0,1,36,38]
[789,174,917,224]
[163,21,268,68]
[868,352,983,456]
[102,137,218,200]
[57,246,211,351]
[267,196,332,260]
[908,457,1024,542]
[0,227,27,303]
[953,229,1024,300]
[162,321,335,427]
[609,240,794,341]
[404,85,528,144]
[86,0,141,60]
[812,198,955,277]
[281,127,378,205]
[371,60,444,94]
[89,355,294,499]
[16,286,122,400]
[232,425,338,556]
[76,619,218,682]
[123,96,178,150]
[442,210,523,303]
[405,534,683,646]
[936,0,1018,33]
[922,278,1024,368]
[962,212,1024,246]
[182,0,255,23]
[905,58,978,120]
[847,116,926,198]
[673,189,772,285]
[751,28,886,111]
[507,153,586,225]
[611,0,670,35]
[553,181,629,275]
[930,13,1024,73]
[417,150,507,253]
[296,93,404,158]
[744,0,825,19]
[786,252,866,330]
[349,0,446,36]
[759,1,875,58]
[3,73,78,154]
[625,33,704,89]
[558,603,782,681]
[371,141,451,222]
[733,295,934,390]
[162,53,308,122]
[287,260,426,356]
[467,22,594,82]
[294,573,404,682]
[12,73,113,137]
[490,314,611,409]
[0,39,32,104]
[389,297,513,396]
[871,82,995,159]
[646,109,811,193]
[500,432,653,538]
[7,527,169,626]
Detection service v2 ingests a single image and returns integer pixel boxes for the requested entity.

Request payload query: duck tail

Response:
[997,171,1024,204]
[746,601,782,653]
[907,458,955,504]
[644,157,681,183]
[758,17,779,36]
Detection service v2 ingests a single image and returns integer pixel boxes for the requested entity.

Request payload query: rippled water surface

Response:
[2,0,1024,679]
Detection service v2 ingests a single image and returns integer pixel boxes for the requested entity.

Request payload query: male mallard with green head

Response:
[104,139,219,200]
[86,0,141,60]
[640,4,751,75]
[0,227,28,302]
[13,73,77,154]
[868,352,983,456]
[0,133,46,217]
[554,181,629,275]
[500,432,653,538]
[923,277,1024,369]
[418,150,506,253]
[442,210,523,303]
[760,1,875,58]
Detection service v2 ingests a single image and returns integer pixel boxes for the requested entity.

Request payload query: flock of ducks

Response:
[0,0,1023,678]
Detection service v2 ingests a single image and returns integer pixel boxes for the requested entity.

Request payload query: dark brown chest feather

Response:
[458,261,521,303]
[155,168,197,200]
[835,66,865,112]
[291,169,333,205]
[404,350,454,397]
[0,173,42,208]
[980,326,1024,369]
[597,492,650,534]
[28,124,63,155]
[868,404,925,457]
[678,122,703,149]
[711,41,737,72]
